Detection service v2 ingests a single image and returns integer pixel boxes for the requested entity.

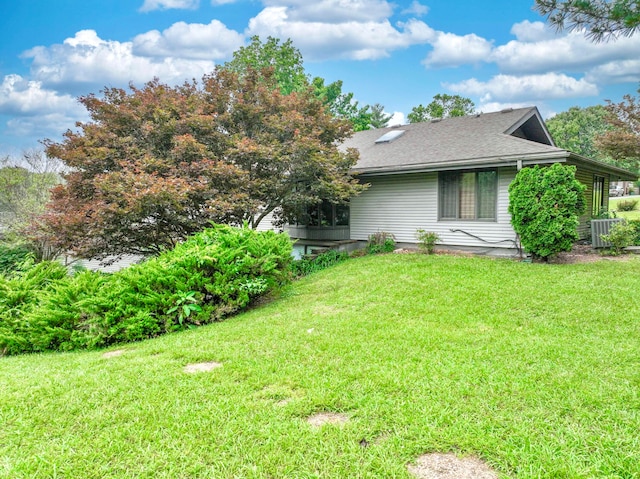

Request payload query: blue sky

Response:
[1,0,639,159]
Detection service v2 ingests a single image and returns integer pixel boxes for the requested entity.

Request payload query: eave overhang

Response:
[567,153,638,181]
[351,151,569,177]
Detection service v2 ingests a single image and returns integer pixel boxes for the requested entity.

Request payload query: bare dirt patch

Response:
[102,349,127,358]
[408,453,498,479]
[547,244,633,264]
[306,412,349,427]
[183,361,222,373]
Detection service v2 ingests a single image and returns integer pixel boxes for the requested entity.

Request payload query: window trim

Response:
[438,169,498,222]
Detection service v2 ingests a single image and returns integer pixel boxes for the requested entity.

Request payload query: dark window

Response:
[439,170,498,221]
[593,175,605,216]
[306,201,349,227]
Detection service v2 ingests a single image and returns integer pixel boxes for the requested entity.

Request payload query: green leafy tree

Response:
[225,36,374,131]
[0,151,63,260]
[535,0,640,41]
[369,103,393,129]
[546,105,613,159]
[508,163,586,260]
[224,36,308,95]
[408,94,475,123]
[43,67,363,260]
[310,77,372,131]
[597,87,640,173]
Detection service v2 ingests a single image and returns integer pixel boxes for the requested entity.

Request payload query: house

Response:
[261,107,637,254]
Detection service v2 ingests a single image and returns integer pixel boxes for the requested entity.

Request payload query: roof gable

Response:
[504,108,555,146]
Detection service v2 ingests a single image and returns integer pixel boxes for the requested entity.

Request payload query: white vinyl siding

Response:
[350,168,518,248]
[254,209,279,232]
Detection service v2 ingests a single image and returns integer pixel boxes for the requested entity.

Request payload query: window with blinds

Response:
[439,170,498,221]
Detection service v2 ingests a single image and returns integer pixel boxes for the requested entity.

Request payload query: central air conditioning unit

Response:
[591,218,624,248]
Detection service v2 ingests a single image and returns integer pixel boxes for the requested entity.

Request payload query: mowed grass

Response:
[1,254,639,478]
[609,196,640,220]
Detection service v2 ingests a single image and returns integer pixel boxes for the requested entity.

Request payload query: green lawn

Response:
[609,196,640,220]
[2,254,639,478]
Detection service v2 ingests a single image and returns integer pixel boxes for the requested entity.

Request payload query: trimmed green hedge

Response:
[0,225,292,355]
[508,163,586,260]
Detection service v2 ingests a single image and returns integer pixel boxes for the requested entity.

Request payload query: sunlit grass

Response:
[609,195,640,220]
[1,254,639,478]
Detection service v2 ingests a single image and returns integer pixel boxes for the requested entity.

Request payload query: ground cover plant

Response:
[1,253,639,478]
[0,224,292,355]
[290,249,350,277]
[0,242,34,275]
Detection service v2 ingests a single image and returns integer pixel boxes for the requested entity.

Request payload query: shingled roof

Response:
[342,107,569,175]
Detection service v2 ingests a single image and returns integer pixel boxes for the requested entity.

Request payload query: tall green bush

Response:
[0,224,293,355]
[508,163,586,260]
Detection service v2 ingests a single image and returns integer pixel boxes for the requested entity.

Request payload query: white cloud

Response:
[585,59,640,84]
[388,111,406,126]
[139,0,199,12]
[446,73,599,103]
[5,113,82,139]
[402,1,428,17]
[0,74,88,143]
[491,29,640,74]
[247,7,434,60]
[261,0,394,22]
[0,74,82,116]
[509,20,557,42]
[475,101,557,120]
[476,101,537,114]
[23,30,217,94]
[133,20,244,60]
[423,32,493,68]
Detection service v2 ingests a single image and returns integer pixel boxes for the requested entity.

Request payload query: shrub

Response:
[367,231,396,254]
[0,261,69,355]
[591,209,617,220]
[416,229,440,254]
[0,242,34,276]
[615,199,638,212]
[508,163,586,260]
[628,220,640,245]
[1,225,293,355]
[601,221,635,255]
[291,249,349,277]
